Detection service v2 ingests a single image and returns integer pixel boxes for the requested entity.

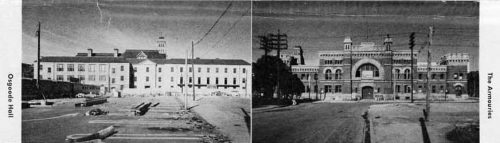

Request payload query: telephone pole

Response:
[409,32,416,103]
[425,26,434,121]
[36,22,40,89]
[192,41,195,101]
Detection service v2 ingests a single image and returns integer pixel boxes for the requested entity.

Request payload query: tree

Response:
[467,71,479,97]
[253,55,305,102]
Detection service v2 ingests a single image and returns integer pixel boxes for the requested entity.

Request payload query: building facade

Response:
[35,36,251,97]
[291,36,471,100]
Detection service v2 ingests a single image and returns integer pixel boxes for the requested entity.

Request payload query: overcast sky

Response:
[252,1,479,71]
[22,0,251,63]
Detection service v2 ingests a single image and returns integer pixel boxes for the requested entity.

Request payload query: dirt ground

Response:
[369,102,479,143]
[190,96,251,143]
[22,96,232,143]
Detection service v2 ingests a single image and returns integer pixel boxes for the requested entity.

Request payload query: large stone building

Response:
[291,36,471,100]
[35,35,251,97]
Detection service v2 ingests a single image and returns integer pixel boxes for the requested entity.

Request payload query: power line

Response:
[194,2,233,45]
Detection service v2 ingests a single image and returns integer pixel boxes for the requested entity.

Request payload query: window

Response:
[78,64,85,71]
[171,77,174,82]
[99,64,106,72]
[39,65,43,71]
[120,76,124,81]
[89,75,96,81]
[78,75,85,81]
[112,78,115,83]
[216,78,219,84]
[325,69,332,80]
[158,67,162,73]
[180,67,183,73]
[334,85,342,93]
[224,78,227,85]
[325,85,332,93]
[233,68,237,73]
[198,77,201,84]
[418,74,422,79]
[67,75,74,81]
[440,74,445,79]
[432,85,436,93]
[134,76,137,82]
[207,78,210,84]
[120,85,124,90]
[189,67,192,72]
[158,77,161,82]
[404,69,410,79]
[56,75,64,81]
[180,77,183,84]
[57,64,64,71]
[112,68,115,74]
[453,73,458,79]
[171,67,174,72]
[207,68,210,73]
[99,75,106,81]
[224,68,227,73]
[242,78,246,83]
[216,68,219,73]
[395,69,400,79]
[133,67,137,72]
[48,67,52,73]
[431,74,436,79]
[120,65,124,71]
[459,73,464,80]
[67,64,74,72]
[243,68,246,73]
[146,67,149,72]
[440,85,444,93]
[396,85,401,93]
[233,78,237,84]
[189,77,192,83]
[334,69,342,79]
[146,76,149,82]
[403,85,408,93]
[198,67,201,73]
[89,64,96,72]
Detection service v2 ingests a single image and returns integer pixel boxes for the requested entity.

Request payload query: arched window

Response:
[334,69,342,79]
[356,64,379,78]
[404,69,410,79]
[325,69,332,80]
[395,69,401,79]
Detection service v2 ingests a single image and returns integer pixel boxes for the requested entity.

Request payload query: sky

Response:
[252,1,479,71]
[22,0,251,63]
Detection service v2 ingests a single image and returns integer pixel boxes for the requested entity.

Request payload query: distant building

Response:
[34,35,251,97]
[280,46,305,66]
[292,36,470,100]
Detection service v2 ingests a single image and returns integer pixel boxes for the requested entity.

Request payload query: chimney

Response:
[87,48,93,57]
[114,48,119,57]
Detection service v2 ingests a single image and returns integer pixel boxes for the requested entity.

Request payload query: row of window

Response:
[324,60,343,65]
[133,76,246,85]
[133,67,246,74]
[44,64,126,73]
[396,84,447,93]
[50,75,125,83]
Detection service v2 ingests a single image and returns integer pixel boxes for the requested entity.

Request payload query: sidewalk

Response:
[368,102,478,143]
[189,96,251,143]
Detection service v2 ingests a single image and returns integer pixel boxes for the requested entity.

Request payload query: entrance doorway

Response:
[362,86,374,99]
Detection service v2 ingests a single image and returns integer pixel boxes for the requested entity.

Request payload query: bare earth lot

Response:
[22,96,249,143]
[252,102,374,143]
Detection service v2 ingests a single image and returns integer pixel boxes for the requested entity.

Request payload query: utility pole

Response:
[276,29,281,99]
[184,49,188,110]
[36,21,47,101]
[192,41,195,101]
[410,32,416,103]
[350,40,353,100]
[425,26,434,121]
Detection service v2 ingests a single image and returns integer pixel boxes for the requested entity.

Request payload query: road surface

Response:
[253,102,374,143]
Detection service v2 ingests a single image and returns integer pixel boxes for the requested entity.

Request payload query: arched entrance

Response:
[362,86,374,99]
[455,85,463,97]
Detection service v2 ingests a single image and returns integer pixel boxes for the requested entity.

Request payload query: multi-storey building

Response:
[34,35,251,97]
[291,36,471,100]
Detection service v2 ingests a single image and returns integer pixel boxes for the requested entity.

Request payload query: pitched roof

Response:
[126,58,250,65]
[40,56,129,63]
[122,50,166,59]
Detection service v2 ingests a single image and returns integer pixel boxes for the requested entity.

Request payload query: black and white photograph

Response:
[251,1,479,143]
[21,0,251,143]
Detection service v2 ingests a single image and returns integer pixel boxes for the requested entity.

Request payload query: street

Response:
[252,102,375,143]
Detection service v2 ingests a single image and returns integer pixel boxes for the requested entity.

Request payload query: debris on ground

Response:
[85,108,108,116]
[446,123,479,143]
